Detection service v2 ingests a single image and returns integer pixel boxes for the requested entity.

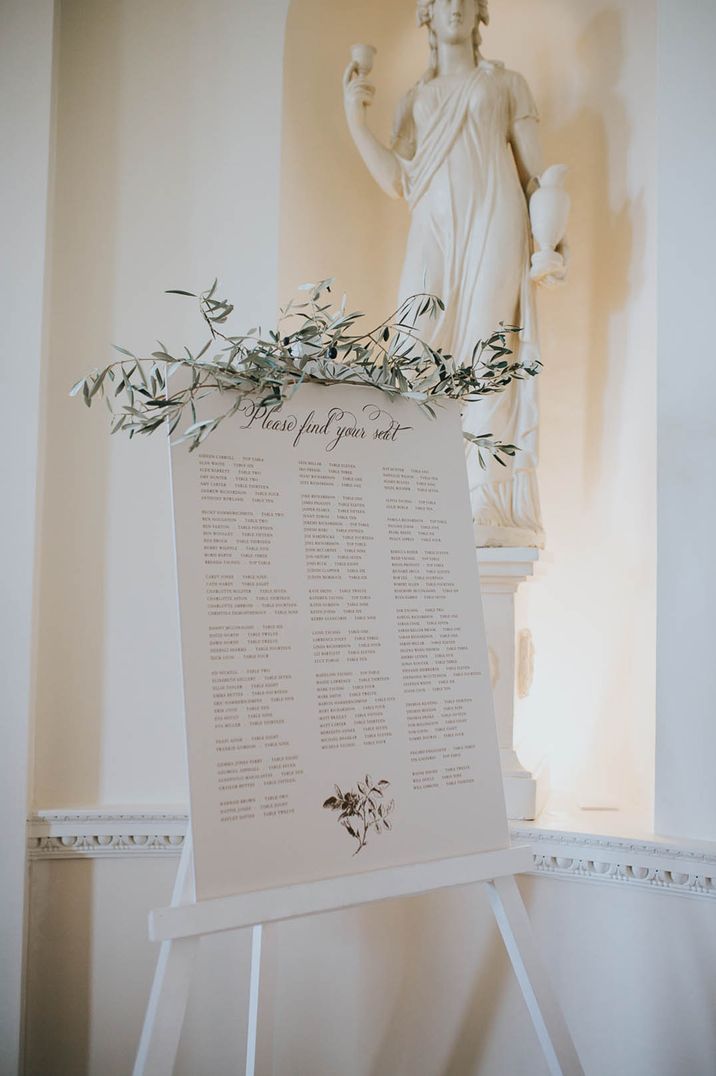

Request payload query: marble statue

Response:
[343,0,569,547]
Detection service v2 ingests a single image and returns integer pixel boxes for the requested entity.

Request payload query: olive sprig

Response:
[70,278,539,465]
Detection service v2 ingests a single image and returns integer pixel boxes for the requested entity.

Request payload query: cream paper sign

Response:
[170,384,508,901]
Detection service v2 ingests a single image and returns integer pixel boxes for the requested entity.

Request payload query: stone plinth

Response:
[478,547,548,821]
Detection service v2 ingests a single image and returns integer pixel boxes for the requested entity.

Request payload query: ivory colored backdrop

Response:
[19,1,699,1075]
[34,0,655,816]
[25,856,716,1076]
[279,0,657,812]
[34,0,291,807]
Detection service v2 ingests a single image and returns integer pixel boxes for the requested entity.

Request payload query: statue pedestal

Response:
[477,547,548,821]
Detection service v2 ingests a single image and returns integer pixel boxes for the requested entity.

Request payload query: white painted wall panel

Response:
[655,0,716,841]
[25,1,715,1073]
[34,0,657,820]
[0,2,56,1069]
[280,0,658,811]
[34,0,291,808]
[24,861,716,1075]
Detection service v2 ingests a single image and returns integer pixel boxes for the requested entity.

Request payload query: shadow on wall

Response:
[282,0,657,809]
[568,9,641,496]
[370,892,515,1076]
[30,0,130,1057]
[558,9,651,804]
[496,0,656,808]
[25,861,94,1075]
[35,0,208,814]
[35,0,124,811]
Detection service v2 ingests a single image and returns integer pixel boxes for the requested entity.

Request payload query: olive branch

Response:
[70,278,540,467]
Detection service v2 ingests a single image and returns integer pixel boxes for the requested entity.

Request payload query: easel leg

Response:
[485,875,584,1076]
[245,923,263,1076]
[133,836,198,1076]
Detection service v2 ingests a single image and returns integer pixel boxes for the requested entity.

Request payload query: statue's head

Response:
[417,0,489,71]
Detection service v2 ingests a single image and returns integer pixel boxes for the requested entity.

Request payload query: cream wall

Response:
[279,0,657,812]
[14,1,710,1074]
[33,0,657,813]
[34,0,290,809]
[655,0,716,842]
[0,2,56,1070]
[24,856,716,1076]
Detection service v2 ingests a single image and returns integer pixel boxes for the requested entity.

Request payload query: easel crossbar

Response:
[150,844,533,942]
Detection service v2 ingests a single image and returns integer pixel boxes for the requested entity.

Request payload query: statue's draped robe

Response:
[393,61,543,540]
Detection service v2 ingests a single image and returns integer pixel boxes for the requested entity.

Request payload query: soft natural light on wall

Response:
[280,0,657,813]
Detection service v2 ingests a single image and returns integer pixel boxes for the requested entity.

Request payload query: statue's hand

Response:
[343,61,375,127]
[531,240,569,289]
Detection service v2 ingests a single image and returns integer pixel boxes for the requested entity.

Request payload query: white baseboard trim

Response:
[27,809,716,901]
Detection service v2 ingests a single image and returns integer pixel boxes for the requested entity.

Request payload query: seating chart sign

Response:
[170,384,508,902]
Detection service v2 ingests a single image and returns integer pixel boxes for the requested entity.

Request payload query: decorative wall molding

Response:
[511,825,716,901]
[27,809,716,901]
[28,810,188,859]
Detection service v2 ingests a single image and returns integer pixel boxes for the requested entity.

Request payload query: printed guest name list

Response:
[170,383,507,901]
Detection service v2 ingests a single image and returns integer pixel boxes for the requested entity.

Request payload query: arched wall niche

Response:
[280,0,657,811]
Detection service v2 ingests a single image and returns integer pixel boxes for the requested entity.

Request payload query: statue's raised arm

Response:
[343,46,403,199]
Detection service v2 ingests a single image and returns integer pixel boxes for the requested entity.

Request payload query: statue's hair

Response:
[416,0,489,78]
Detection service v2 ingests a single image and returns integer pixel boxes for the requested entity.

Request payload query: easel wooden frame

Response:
[133,837,584,1076]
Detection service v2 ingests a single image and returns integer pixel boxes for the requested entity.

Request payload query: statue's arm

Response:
[509,116,544,198]
[343,62,403,200]
[511,116,569,287]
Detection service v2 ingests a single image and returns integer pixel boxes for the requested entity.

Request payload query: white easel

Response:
[133,836,584,1076]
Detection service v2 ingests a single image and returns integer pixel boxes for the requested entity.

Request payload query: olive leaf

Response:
[70,280,539,459]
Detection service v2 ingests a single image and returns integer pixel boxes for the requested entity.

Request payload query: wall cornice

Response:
[28,809,187,858]
[510,824,716,900]
[27,809,716,901]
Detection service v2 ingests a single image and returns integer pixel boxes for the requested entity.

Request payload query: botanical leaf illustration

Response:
[323,776,396,855]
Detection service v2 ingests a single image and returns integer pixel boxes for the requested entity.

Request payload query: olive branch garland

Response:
[69,278,541,467]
